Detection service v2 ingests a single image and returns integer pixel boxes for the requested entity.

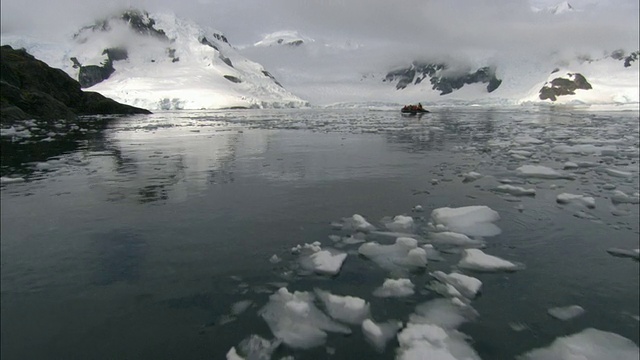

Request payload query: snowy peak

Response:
[549,1,574,14]
[254,30,313,47]
[3,9,308,110]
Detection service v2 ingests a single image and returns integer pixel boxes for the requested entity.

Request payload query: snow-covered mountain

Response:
[1,10,308,110]
[239,26,638,108]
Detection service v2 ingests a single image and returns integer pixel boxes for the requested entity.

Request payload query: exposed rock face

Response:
[538,72,592,101]
[0,45,150,122]
[384,62,502,95]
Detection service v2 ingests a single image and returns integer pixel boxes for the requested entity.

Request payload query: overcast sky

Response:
[1,0,638,54]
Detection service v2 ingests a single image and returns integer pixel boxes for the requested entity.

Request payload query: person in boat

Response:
[417,103,423,110]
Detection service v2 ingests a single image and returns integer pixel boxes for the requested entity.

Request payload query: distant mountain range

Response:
[1,5,638,109]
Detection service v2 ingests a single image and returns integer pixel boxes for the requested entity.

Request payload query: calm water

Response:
[1,108,638,359]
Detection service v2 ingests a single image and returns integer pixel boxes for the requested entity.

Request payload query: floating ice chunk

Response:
[563,161,579,169]
[295,242,347,275]
[269,254,282,264]
[429,232,486,248]
[423,244,445,261]
[259,287,351,349]
[516,165,574,179]
[518,328,639,360]
[495,185,536,196]
[611,190,640,204]
[430,271,482,299]
[231,300,253,316]
[409,298,478,329]
[547,305,585,321]
[463,171,483,183]
[509,150,533,157]
[430,206,502,237]
[315,289,370,325]
[396,323,482,360]
[341,214,375,232]
[373,278,415,297]
[604,168,633,178]
[515,135,544,145]
[226,347,244,360]
[358,237,427,271]
[413,205,424,212]
[606,248,640,260]
[361,318,402,352]
[0,176,25,184]
[384,215,415,232]
[556,193,596,208]
[228,335,281,360]
[458,249,524,272]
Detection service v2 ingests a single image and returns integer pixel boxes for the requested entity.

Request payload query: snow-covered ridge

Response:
[1,9,309,110]
[253,30,313,47]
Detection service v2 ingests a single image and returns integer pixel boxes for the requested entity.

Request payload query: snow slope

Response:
[1,10,308,110]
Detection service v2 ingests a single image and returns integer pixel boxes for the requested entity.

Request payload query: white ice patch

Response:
[315,289,370,325]
[227,334,281,360]
[463,171,483,183]
[556,193,596,208]
[341,214,376,232]
[361,319,402,352]
[259,287,351,349]
[373,278,415,297]
[430,206,502,237]
[231,300,253,315]
[495,185,536,196]
[0,176,26,184]
[429,271,482,300]
[358,237,427,272]
[397,298,480,360]
[604,168,633,178]
[458,249,524,272]
[611,190,640,204]
[423,244,445,261]
[384,215,415,233]
[294,242,347,275]
[428,232,486,248]
[547,305,585,321]
[606,248,640,260]
[516,165,574,180]
[518,328,639,360]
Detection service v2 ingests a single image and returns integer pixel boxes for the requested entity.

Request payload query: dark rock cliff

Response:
[0,45,150,122]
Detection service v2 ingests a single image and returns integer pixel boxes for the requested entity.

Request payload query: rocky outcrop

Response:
[384,62,502,95]
[0,45,150,122]
[538,72,592,101]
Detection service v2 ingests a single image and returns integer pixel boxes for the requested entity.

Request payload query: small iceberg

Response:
[556,193,596,208]
[259,287,351,349]
[429,271,482,299]
[606,248,640,260]
[430,205,502,237]
[458,249,525,272]
[518,328,639,360]
[516,165,574,180]
[358,237,427,272]
[495,185,536,196]
[547,305,585,321]
[373,278,415,297]
[315,289,370,325]
[292,242,347,275]
[361,319,402,352]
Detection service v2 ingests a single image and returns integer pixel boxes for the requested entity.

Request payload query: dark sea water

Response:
[1,108,638,359]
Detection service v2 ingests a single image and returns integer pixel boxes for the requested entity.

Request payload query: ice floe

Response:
[603,168,634,178]
[259,287,351,349]
[518,328,639,360]
[495,184,536,196]
[358,237,427,272]
[292,242,347,275]
[430,206,502,237]
[547,305,585,321]
[606,248,640,260]
[556,193,596,208]
[397,298,480,360]
[428,232,486,248]
[429,271,482,300]
[611,190,640,204]
[339,214,376,232]
[361,318,402,352]
[462,171,483,183]
[315,289,370,325]
[516,165,574,180]
[458,249,524,272]
[383,215,415,233]
[0,176,26,184]
[373,278,415,297]
[226,334,281,360]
